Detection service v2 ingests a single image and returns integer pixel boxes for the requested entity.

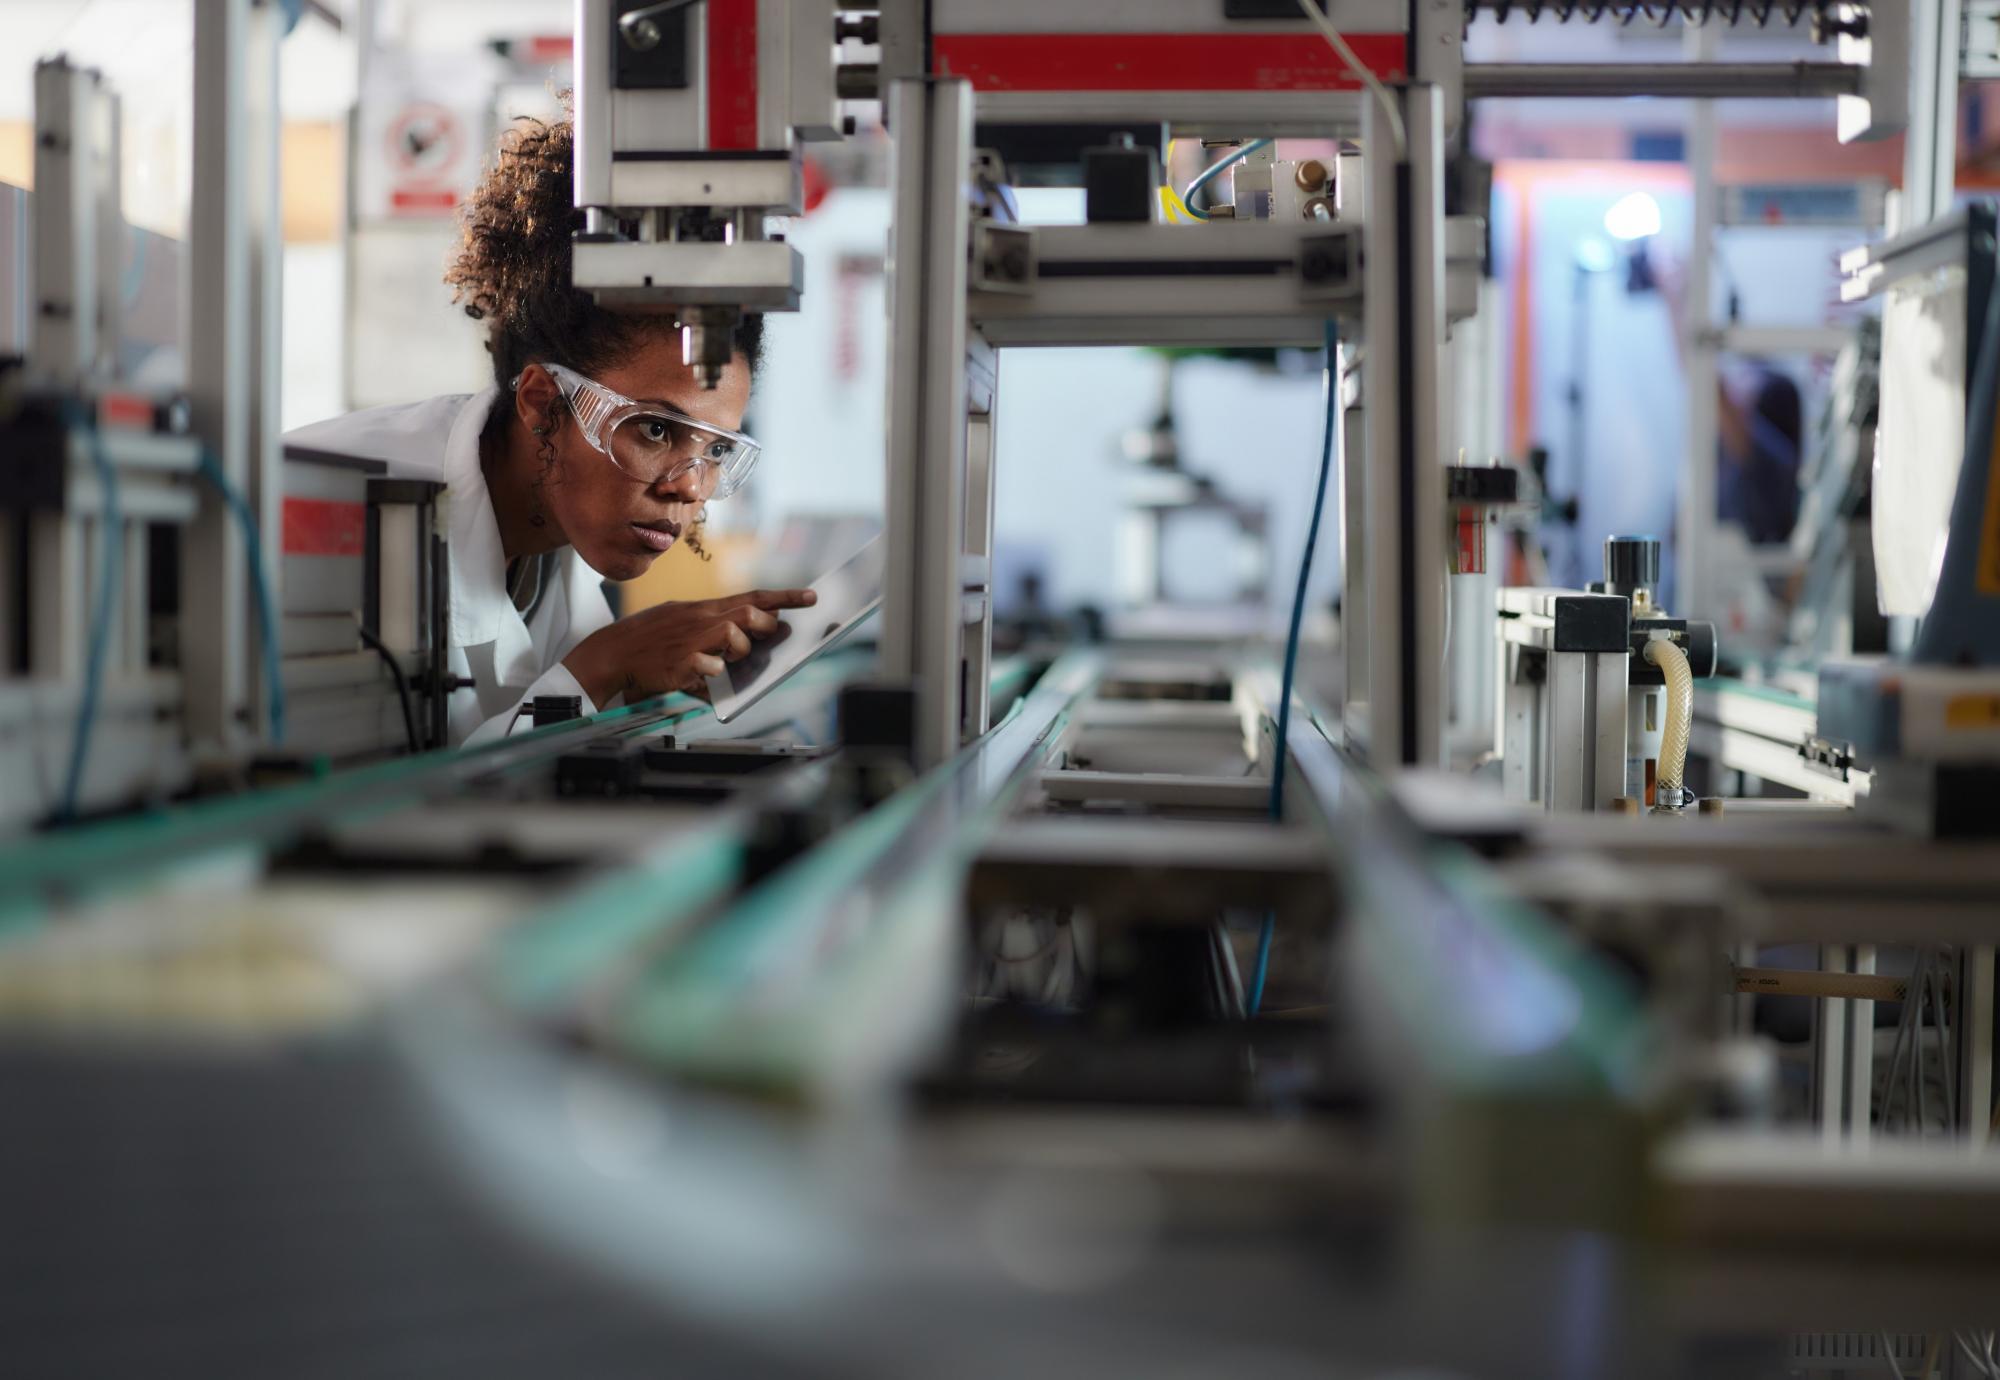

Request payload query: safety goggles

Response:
[516,361,762,500]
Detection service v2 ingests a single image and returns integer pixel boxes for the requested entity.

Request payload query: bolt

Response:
[835,13,880,44]
[1811,9,1867,41]
[999,245,1028,280]
[626,16,661,51]
[1295,159,1329,192]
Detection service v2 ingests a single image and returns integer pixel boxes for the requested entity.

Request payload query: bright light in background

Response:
[1573,237,1615,274]
[1603,191,1662,242]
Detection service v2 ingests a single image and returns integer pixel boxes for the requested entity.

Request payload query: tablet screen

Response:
[705,537,885,723]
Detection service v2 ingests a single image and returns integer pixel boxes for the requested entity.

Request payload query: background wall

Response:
[1493,161,1865,603]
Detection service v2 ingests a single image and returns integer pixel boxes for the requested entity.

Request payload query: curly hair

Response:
[445,112,765,391]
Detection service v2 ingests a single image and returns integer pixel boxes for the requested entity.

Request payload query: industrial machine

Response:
[1497,534,1719,814]
[1,46,455,829]
[10,1,2000,1376]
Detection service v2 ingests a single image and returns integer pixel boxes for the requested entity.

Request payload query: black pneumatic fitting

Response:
[1602,535,1661,598]
[1082,134,1160,224]
[1684,619,1719,678]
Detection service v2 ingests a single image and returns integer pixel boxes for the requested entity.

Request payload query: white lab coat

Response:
[284,386,613,746]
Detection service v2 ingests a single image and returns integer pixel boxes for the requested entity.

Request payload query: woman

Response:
[285,114,813,745]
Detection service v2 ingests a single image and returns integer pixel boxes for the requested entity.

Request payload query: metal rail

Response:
[1464,0,1853,24]
[1464,61,1863,99]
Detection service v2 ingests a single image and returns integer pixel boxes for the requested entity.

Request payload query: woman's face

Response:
[512,333,753,581]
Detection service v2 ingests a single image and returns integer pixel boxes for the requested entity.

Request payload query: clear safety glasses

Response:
[515,361,762,500]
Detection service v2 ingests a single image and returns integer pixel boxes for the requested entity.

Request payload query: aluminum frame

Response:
[1362,84,1448,772]
[880,78,978,772]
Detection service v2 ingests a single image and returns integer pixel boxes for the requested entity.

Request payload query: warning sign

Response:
[385,103,464,211]
[356,89,486,223]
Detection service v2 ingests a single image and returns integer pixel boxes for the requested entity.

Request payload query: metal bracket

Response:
[1297,229,1361,302]
[1800,734,1859,782]
[971,223,1034,295]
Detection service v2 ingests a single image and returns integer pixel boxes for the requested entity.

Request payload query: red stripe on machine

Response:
[96,393,154,430]
[283,497,367,558]
[933,32,1407,91]
[707,0,759,150]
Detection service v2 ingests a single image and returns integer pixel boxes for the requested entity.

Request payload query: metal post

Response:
[1847,943,1877,1140]
[97,85,122,380]
[1814,945,1851,1145]
[121,522,147,673]
[1589,650,1626,809]
[0,523,13,674]
[1339,362,1368,735]
[962,406,997,737]
[1900,0,1962,230]
[27,513,82,680]
[31,60,100,386]
[246,0,285,739]
[1678,23,1720,623]
[183,0,280,751]
[1541,648,1627,812]
[880,78,974,771]
[1362,84,1446,770]
[1498,643,1540,803]
[1963,947,1995,1146]
[1445,282,1502,763]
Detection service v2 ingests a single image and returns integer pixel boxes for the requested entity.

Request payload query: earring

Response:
[529,425,550,436]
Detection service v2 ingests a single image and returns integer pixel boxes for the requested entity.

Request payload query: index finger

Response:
[685,588,817,615]
[741,588,817,610]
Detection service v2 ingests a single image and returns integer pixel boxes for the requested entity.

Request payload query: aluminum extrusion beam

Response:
[880,78,975,772]
[1363,84,1447,771]
[1463,62,1863,100]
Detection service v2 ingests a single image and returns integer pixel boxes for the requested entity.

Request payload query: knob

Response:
[1603,535,1660,596]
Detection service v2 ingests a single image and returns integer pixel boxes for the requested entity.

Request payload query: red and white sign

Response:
[355,81,488,223]
[384,102,466,212]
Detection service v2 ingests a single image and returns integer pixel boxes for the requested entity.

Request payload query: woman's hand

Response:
[562,588,818,706]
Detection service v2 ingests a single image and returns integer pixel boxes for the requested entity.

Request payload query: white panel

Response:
[346,225,491,408]
[1875,269,1968,618]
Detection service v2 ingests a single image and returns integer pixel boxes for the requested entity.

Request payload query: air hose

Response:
[1644,636,1693,803]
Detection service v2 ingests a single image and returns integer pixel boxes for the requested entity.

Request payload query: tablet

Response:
[705,536,885,723]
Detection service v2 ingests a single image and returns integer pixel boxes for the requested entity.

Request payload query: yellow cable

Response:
[1160,185,1200,224]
